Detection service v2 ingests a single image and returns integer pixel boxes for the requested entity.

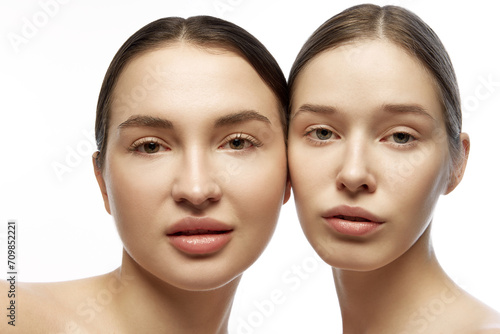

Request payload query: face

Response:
[94,43,289,290]
[289,40,466,271]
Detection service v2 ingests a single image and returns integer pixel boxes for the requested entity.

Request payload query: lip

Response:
[166,217,233,255]
[322,205,384,237]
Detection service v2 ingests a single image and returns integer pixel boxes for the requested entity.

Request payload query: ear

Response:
[444,133,470,195]
[93,152,111,214]
[283,177,292,204]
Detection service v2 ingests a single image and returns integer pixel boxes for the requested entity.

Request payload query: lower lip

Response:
[325,218,382,236]
[168,232,232,255]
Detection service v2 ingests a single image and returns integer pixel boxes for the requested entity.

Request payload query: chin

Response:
[167,271,243,292]
[316,252,378,271]
[311,240,400,272]
[329,259,390,272]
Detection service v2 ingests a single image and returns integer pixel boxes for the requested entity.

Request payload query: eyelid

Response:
[384,127,419,139]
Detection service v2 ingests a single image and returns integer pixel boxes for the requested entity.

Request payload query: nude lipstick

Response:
[166,217,233,255]
[323,205,384,237]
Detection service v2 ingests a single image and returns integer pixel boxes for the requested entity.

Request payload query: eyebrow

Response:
[118,115,173,130]
[292,104,338,120]
[292,103,435,120]
[381,103,435,120]
[117,110,271,131]
[214,110,271,127]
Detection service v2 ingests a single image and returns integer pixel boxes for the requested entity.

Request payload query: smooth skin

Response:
[288,39,500,333]
[1,43,290,333]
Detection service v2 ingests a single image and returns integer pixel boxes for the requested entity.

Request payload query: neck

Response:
[332,227,461,333]
[107,250,239,334]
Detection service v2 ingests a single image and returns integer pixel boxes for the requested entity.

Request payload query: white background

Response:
[1,0,499,333]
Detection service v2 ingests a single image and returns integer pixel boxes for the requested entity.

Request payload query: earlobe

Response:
[283,177,292,204]
[92,152,111,214]
[445,133,470,195]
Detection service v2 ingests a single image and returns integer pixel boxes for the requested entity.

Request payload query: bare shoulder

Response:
[451,291,500,333]
[472,307,500,334]
[470,315,500,334]
[0,271,121,333]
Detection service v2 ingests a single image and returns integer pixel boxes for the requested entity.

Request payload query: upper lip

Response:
[166,217,233,236]
[322,205,384,223]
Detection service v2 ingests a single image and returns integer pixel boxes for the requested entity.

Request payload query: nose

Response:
[171,148,222,209]
[335,140,376,194]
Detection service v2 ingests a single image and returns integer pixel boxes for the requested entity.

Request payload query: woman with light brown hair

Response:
[288,4,500,333]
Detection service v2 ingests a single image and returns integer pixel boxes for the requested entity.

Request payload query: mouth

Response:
[323,206,384,237]
[166,218,234,255]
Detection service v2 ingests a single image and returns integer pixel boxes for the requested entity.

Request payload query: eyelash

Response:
[219,133,263,151]
[128,137,170,155]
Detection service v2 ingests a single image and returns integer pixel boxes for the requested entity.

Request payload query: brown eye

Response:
[229,138,246,150]
[143,142,160,153]
[316,128,333,140]
[220,133,261,151]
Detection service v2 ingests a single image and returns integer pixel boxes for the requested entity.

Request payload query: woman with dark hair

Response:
[288,4,500,333]
[1,16,289,333]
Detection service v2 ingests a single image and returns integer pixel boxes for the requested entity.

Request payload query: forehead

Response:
[291,40,443,120]
[109,43,278,126]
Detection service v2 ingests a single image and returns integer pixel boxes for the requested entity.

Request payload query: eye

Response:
[220,133,262,151]
[382,131,418,148]
[391,132,414,144]
[228,138,247,150]
[129,138,169,154]
[305,126,336,142]
[315,128,333,140]
[141,142,161,153]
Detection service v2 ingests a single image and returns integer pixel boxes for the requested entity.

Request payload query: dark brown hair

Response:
[95,16,288,169]
[288,4,462,166]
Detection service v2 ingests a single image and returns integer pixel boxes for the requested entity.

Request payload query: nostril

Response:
[172,181,222,207]
[336,174,375,193]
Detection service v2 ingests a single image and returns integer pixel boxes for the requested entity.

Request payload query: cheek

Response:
[288,143,329,214]
[224,152,287,263]
[380,148,450,248]
[104,154,172,238]
[383,147,449,212]
[223,150,288,218]
[215,148,288,263]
